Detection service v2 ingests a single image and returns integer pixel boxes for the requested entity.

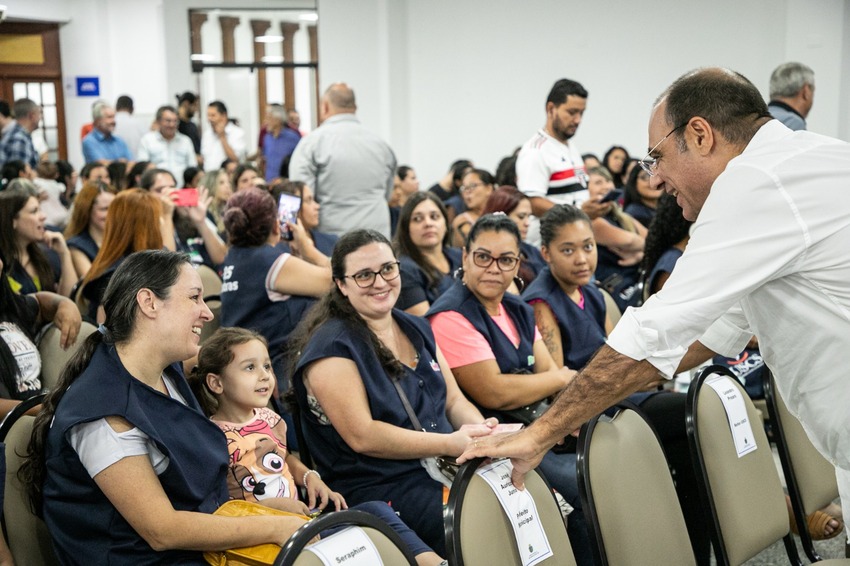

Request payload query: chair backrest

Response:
[764,369,840,563]
[274,509,416,566]
[199,296,221,345]
[599,288,621,328]
[1,396,60,566]
[37,321,98,391]
[577,406,696,566]
[196,264,222,298]
[686,365,797,566]
[445,457,576,566]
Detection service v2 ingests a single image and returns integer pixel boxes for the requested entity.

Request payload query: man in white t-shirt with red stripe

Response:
[517,79,599,246]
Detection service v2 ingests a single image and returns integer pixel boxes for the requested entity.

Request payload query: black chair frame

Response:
[576,402,668,566]
[444,456,563,566]
[0,393,45,442]
[274,509,417,566]
[686,365,802,566]
[763,368,832,563]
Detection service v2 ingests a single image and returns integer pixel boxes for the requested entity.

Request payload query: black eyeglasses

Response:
[471,250,520,271]
[344,261,401,288]
[638,121,689,176]
[460,182,489,193]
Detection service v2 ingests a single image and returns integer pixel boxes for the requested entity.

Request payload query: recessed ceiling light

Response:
[190,54,217,62]
[299,13,318,22]
[255,35,284,43]
[261,55,285,63]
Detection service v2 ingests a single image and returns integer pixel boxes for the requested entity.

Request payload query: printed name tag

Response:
[305,526,383,566]
[476,459,553,566]
[705,374,757,458]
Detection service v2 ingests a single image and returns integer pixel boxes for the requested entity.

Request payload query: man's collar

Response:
[768,99,804,120]
[321,113,358,126]
[93,129,112,141]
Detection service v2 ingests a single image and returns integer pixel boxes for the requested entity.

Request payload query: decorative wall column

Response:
[308,25,319,119]
[219,16,240,63]
[251,19,272,124]
[280,22,300,111]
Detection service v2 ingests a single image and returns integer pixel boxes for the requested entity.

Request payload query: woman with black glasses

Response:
[426,213,593,566]
[290,229,496,558]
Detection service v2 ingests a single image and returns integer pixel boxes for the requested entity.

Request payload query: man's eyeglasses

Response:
[344,261,401,288]
[470,251,520,271]
[460,182,488,193]
[638,121,689,177]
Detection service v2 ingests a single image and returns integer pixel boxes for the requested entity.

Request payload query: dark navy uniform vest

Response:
[427,280,536,375]
[522,267,606,369]
[293,311,452,504]
[221,245,315,380]
[397,247,461,311]
[44,342,229,565]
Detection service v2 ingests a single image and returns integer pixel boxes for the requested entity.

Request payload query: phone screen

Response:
[277,193,302,240]
[600,188,623,203]
[174,187,199,207]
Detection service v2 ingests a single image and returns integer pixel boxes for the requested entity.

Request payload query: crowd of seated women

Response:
[4,139,799,566]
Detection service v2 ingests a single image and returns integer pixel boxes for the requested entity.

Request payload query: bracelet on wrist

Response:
[303,469,321,487]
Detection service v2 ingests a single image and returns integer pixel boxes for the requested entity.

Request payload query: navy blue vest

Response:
[292,311,452,505]
[66,230,100,262]
[44,343,228,565]
[397,247,461,310]
[276,230,338,258]
[221,245,315,378]
[427,281,536,375]
[522,267,606,369]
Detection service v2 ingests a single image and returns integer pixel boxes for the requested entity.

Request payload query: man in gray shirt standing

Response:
[289,83,396,237]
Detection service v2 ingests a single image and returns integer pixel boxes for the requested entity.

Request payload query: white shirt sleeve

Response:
[68,419,169,478]
[516,144,551,199]
[228,125,247,161]
[607,162,808,376]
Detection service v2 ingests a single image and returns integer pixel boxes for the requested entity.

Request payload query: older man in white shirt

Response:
[463,67,850,544]
[137,105,197,187]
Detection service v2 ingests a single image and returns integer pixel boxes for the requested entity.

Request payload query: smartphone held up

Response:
[278,193,302,241]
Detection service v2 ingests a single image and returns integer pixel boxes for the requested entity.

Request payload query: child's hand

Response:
[305,475,348,512]
[259,496,311,516]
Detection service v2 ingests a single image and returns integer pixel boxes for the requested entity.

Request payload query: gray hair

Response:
[769,62,814,99]
[92,100,111,121]
[12,98,39,120]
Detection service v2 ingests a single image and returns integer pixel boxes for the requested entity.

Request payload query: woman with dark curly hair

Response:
[220,187,331,384]
[640,192,693,297]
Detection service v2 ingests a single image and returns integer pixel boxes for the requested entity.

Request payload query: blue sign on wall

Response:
[76,77,100,97]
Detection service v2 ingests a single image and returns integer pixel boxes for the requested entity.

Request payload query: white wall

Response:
[3,0,848,180]
[318,0,849,185]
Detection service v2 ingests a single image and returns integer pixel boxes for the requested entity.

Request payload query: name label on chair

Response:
[477,459,553,566]
[706,374,757,458]
[305,526,383,566]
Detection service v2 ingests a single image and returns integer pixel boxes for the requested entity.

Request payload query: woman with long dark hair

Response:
[21,250,308,564]
[0,180,75,296]
[394,192,461,315]
[289,229,495,557]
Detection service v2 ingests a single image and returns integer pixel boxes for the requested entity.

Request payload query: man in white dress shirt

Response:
[200,100,246,171]
[463,67,850,544]
[137,106,197,186]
